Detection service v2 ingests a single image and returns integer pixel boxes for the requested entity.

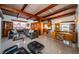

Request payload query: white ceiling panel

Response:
[38,4,71,17]
[24,4,50,14]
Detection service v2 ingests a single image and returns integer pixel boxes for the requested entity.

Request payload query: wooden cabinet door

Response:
[55,23,60,31]
[64,32,77,43]
[2,21,13,37]
[31,22,41,30]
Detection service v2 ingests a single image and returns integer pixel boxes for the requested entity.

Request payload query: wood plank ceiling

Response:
[0,4,77,21]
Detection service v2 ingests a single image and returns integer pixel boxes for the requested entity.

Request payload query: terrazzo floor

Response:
[1,35,79,54]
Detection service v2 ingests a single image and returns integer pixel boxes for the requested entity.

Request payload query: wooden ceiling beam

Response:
[28,4,57,20]
[41,7,76,20]
[17,4,28,18]
[49,11,76,19]
[46,7,76,19]
[0,4,41,19]
[43,4,77,18]
[35,4,58,15]
[21,4,28,11]
[41,11,75,21]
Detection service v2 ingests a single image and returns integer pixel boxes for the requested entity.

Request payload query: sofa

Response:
[24,29,39,39]
[3,45,29,54]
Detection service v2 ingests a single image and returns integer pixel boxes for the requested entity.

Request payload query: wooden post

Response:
[39,19,43,35]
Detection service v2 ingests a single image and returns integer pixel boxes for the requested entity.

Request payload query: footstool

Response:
[27,41,44,54]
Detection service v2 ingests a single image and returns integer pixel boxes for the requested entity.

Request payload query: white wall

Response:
[3,15,26,22]
[51,15,76,32]
[77,5,79,47]
[3,15,17,21]
[0,17,1,53]
[0,9,3,53]
[3,15,37,23]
